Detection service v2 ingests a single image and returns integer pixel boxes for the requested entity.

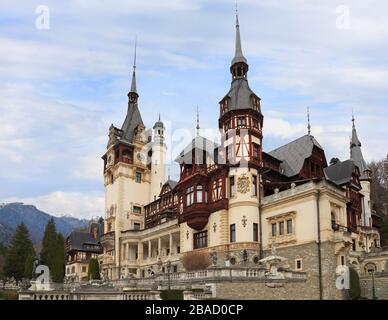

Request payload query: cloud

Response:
[4,192,104,220]
[0,0,387,219]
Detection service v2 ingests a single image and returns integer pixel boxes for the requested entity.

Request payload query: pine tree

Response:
[3,223,35,280]
[51,233,65,283]
[40,218,57,268]
[24,254,35,279]
[40,219,66,283]
[88,258,100,280]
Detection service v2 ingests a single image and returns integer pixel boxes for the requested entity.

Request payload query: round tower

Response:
[150,116,167,202]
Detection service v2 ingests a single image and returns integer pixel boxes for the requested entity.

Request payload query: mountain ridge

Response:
[0,202,91,245]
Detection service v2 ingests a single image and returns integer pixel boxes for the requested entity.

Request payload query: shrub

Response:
[88,258,100,280]
[181,251,212,271]
[348,267,361,300]
[0,290,19,300]
[160,290,183,300]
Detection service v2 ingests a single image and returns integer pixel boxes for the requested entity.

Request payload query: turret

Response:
[150,115,167,201]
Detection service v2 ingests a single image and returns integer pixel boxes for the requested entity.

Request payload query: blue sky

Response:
[0,0,387,219]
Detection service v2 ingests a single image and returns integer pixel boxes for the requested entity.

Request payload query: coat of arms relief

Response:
[237,174,250,194]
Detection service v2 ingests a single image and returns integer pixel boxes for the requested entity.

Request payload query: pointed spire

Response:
[350,113,369,178]
[307,107,311,135]
[231,2,247,66]
[130,37,137,94]
[351,113,361,147]
[196,106,200,137]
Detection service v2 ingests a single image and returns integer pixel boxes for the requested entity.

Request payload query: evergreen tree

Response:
[0,243,7,279]
[3,223,35,280]
[88,258,100,280]
[40,218,57,267]
[51,233,65,283]
[40,219,66,283]
[24,254,35,279]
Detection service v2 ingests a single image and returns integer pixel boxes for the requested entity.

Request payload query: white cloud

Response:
[4,192,104,220]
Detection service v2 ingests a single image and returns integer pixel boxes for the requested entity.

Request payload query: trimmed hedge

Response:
[160,290,183,300]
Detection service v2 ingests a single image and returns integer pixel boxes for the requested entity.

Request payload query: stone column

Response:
[158,237,162,257]
[137,242,143,262]
[169,234,173,256]
[148,240,151,261]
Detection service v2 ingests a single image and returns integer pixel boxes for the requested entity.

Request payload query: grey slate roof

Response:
[268,135,323,177]
[223,78,257,111]
[324,159,356,186]
[120,102,144,143]
[164,179,178,190]
[231,14,247,65]
[350,124,369,179]
[68,231,101,253]
[176,136,219,164]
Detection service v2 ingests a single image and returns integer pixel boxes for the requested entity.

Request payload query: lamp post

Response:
[167,260,171,292]
[370,270,378,300]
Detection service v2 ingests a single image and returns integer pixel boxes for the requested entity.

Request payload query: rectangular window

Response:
[237,116,247,127]
[296,259,303,270]
[341,256,345,266]
[230,224,236,243]
[352,239,356,251]
[133,222,141,230]
[279,221,284,236]
[271,223,277,237]
[135,172,142,183]
[186,186,194,206]
[252,175,257,196]
[193,231,208,249]
[133,206,141,214]
[82,266,87,273]
[253,143,260,160]
[253,223,258,242]
[230,176,235,197]
[287,219,293,234]
[196,184,203,203]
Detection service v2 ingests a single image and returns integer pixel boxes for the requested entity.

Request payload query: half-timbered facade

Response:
[97,12,381,286]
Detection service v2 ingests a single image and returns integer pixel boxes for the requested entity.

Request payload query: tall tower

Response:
[218,10,263,243]
[350,116,372,227]
[101,42,151,280]
[150,115,167,202]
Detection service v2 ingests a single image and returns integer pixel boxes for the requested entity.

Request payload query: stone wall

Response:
[360,273,388,300]
[215,241,347,300]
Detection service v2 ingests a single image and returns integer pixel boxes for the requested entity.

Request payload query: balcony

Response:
[182,203,210,230]
[100,232,115,250]
[100,254,115,265]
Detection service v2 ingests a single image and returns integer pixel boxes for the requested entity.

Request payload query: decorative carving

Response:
[213,222,217,232]
[242,216,247,228]
[186,230,189,240]
[237,174,250,194]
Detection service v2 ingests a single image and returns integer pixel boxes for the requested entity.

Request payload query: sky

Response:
[0,0,387,219]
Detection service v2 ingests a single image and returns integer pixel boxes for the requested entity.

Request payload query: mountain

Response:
[0,203,90,245]
[0,222,14,245]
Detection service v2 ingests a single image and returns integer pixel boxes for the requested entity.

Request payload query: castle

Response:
[66,13,383,298]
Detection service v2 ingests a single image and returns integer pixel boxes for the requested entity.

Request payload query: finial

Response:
[196,106,200,137]
[168,166,171,180]
[352,109,355,129]
[307,107,311,135]
[235,0,239,26]
[158,113,161,121]
[133,36,137,70]
[129,37,138,94]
